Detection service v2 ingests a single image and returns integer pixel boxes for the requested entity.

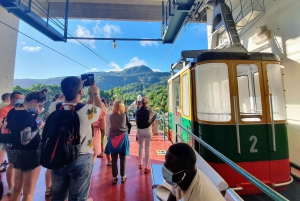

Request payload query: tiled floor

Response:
[0,130,172,201]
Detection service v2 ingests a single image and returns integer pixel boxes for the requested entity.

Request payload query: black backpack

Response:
[40,103,85,169]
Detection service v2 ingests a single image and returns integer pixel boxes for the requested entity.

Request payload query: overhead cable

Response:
[0,20,91,70]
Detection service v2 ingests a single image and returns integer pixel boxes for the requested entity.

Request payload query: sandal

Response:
[112,177,118,185]
[107,162,112,166]
[144,168,150,174]
[121,175,127,183]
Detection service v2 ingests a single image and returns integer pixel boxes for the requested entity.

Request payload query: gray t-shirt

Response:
[108,113,127,137]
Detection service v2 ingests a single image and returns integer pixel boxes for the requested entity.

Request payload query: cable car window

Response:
[182,74,190,116]
[267,64,286,120]
[168,82,173,111]
[237,64,262,121]
[175,84,180,109]
[195,63,231,122]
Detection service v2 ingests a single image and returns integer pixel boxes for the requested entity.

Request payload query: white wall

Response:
[207,0,300,164]
[0,7,19,97]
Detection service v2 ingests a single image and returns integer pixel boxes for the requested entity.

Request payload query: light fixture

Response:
[113,40,117,49]
[280,65,285,68]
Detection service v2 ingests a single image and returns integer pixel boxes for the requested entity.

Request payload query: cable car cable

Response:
[0,20,91,70]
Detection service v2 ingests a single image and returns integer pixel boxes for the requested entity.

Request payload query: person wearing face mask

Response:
[162,143,225,201]
[6,89,48,201]
[0,91,24,195]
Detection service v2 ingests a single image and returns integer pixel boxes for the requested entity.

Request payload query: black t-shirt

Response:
[6,108,41,151]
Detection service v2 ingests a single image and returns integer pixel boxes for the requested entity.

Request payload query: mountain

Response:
[14,65,170,90]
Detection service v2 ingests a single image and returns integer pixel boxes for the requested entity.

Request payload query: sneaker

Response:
[121,175,127,183]
[45,190,51,197]
[7,186,13,195]
[112,177,118,185]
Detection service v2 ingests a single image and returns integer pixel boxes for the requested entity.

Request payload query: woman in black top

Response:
[7,89,47,201]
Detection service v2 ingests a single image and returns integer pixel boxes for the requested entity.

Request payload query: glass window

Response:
[195,63,231,122]
[237,64,262,121]
[267,64,286,120]
[182,74,190,116]
[175,84,180,108]
[168,82,173,111]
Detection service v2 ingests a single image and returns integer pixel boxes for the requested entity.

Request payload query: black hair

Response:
[10,91,23,99]
[1,93,10,101]
[25,89,48,103]
[61,76,82,102]
[168,143,196,169]
[52,94,61,102]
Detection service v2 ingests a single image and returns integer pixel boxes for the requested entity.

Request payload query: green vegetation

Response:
[13,81,168,114]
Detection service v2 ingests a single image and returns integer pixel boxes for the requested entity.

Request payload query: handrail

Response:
[175,122,289,201]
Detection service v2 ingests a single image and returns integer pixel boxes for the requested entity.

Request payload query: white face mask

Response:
[162,165,186,186]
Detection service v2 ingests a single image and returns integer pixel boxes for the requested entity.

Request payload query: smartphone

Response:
[81,74,94,87]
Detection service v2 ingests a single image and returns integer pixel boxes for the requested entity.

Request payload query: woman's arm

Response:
[20,121,44,145]
[20,127,40,145]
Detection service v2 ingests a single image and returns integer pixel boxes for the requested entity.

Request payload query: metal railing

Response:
[175,122,290,201]
[156,111,169,140]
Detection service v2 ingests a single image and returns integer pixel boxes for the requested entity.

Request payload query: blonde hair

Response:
[112,100,125,115]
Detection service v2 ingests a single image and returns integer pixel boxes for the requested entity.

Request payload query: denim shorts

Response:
[10,149,40,172]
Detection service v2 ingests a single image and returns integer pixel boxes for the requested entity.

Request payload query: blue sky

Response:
[15,19,208,79]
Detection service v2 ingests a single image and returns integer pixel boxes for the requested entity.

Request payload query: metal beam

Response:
[67,37,162,41]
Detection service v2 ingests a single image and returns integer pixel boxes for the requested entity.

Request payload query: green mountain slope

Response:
[14,65,170,90]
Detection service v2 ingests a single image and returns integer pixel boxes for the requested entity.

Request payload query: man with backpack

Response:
[45,77,102,201]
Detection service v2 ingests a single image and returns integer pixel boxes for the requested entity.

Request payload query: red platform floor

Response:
[1,130,172,201]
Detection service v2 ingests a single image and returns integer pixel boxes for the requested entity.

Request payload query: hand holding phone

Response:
[81,74,95,87]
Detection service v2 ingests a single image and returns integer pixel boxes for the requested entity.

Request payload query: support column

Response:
[0,6,19,96]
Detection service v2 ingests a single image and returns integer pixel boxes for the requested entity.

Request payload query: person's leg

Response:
[92,127,101,161]
[0,145,6,164]
[10,168,23,201]
[6,145,14,193]
[119,152,126,177]
[51,167,69,201]
[68,154,93,201]
[144,128,153,170]
[100,129,105,156]
[6,164,14,191]
[137,130,145,167]
[111,153,118,178]
[45,169,51,195]
[22,166,41,201]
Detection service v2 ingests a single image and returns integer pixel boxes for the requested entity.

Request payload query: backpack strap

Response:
[56,102,63,111]
[74,103,85,111]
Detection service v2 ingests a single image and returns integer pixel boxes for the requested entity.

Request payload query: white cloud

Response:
[69,25,96,48]
[152,69,161,72]
[20,42,26,45]
[22,46,41,52]
[93,23,121,38]
[109,62,121,71]
[85,68,98,72]
[140,40,158,47]
[124,57,148,69]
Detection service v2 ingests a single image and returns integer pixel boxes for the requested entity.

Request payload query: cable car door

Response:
[234,62,271,185]
[173,77,182,142]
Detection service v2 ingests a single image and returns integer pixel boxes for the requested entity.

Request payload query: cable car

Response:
[167,49,291,194]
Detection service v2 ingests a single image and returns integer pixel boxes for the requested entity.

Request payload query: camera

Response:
[81,74,95,87]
